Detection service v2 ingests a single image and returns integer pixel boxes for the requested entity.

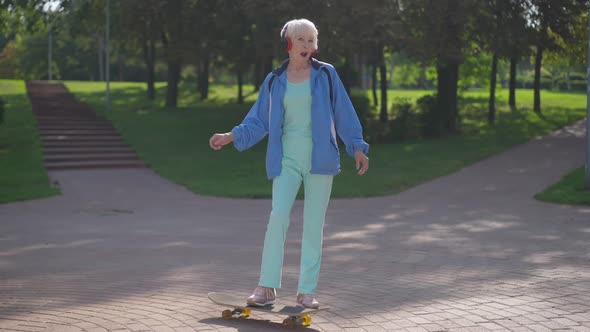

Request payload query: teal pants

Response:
[258,135,333,294]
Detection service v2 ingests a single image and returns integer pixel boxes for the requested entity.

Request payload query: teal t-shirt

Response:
[283,79,312,138]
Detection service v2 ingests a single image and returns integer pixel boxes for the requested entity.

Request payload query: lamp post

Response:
[48,20,52,81]
[586,6,590,189]
[105,0,110,112]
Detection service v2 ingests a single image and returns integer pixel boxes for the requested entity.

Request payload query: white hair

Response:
[281,19,318,50]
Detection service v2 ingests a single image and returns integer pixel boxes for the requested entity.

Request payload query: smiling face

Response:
[288,33,316,61]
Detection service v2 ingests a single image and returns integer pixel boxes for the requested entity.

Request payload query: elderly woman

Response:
[209,18,369,309]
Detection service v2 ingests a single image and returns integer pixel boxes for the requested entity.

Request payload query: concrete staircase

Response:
[26,81,146,170]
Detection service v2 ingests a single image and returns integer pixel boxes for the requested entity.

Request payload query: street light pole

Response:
[586,6,590,189]
[105,0,110,112]
[48,21,52,81]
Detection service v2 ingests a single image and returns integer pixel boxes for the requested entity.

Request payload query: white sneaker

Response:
[296,293,319,309]
[246,286,276,306]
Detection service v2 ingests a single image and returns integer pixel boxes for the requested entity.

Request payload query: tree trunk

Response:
[379,58,388,123]
[533,45,543,113]
[253,58,262,92]
[387,56,394,87]
[509,55,517,109]
[165,60,181,108]
[488,53,498,124]
[237,66,244,104]
[418,67,427,89]
[372,64,378,107]
[143,37,156,100]
[97,34,104,81]
[117,51,125,82]
[264,56,273,77]
[198,48,210,100]
[147,39,156,100]
[436,62,460,134]
[342,56,352,96]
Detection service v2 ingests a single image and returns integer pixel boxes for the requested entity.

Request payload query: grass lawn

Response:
[535,167,590,206]
[0,80,60,204]
[64,81,587,198]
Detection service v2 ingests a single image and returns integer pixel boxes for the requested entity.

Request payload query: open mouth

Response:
[301,52,308,58]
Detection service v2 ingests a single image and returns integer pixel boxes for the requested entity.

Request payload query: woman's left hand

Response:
[354,151,369,175]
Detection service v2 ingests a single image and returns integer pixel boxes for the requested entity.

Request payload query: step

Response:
[43,142,130,148]
[41,133,121,138]
[35,116,102,122]
[37,123,113,130]
[36,120,110,126]
[38,125,115,131]
[39,130,119,136]
[41,136,124,142]
[35,114,105,120]
[33,109,97,114]
[43,147,135,155]
[44,154,139,163]
[45,160,146,170]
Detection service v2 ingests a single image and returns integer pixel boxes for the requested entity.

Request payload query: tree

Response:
[215,0,256,104]
[0,39,18,77]
[314,0,401,122]
[529,0,588,113]
[400,0,478,135]
[242,0,282,93]
[543,12,588,91]
[141,0,213,108]
[476,0,531,123]
[1,0,49,35]
[59,0,112,81]
[158,0,185,108]
[117,0,163,99]
[361,1,402,123]
[194,0,217,100]
[504,1,532,109]
[1,0,53,79]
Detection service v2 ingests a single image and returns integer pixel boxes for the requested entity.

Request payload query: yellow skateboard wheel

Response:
[241,309,251,317]
[301,314,312,326]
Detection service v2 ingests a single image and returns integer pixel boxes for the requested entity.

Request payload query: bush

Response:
[363,117,391,143]
[389,98,421,141]
[352,93,460,143]
[362,98,423,144]
[351,93,390,144]
[416,94,444,137]
[350,93,372,133]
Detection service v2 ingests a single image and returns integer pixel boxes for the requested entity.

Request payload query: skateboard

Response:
[207,292,329,328]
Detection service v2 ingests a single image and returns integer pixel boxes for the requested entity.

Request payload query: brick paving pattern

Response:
[1,86,589,331]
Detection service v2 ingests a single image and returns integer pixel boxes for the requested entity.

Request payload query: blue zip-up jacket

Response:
[231,58,369,179]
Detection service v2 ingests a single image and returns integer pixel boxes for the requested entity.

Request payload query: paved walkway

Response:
[1,119,589,332]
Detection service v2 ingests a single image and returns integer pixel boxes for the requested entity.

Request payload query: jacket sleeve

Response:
[231,74,272,151]
[330,67,370,157]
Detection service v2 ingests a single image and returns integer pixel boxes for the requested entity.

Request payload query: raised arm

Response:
[209,74,273,152]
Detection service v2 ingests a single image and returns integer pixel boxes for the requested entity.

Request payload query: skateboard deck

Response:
[208,292,329,328]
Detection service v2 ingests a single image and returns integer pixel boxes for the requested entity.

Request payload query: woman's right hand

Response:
[209,132,234,150]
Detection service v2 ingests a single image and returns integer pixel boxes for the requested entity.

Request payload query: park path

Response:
[0,82,589,331]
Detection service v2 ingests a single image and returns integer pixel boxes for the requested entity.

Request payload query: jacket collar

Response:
[272,57,324,83]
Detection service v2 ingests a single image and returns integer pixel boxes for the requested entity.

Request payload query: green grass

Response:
[0,80,60,204]
[64,81,587,198]
[535,167,590,206]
